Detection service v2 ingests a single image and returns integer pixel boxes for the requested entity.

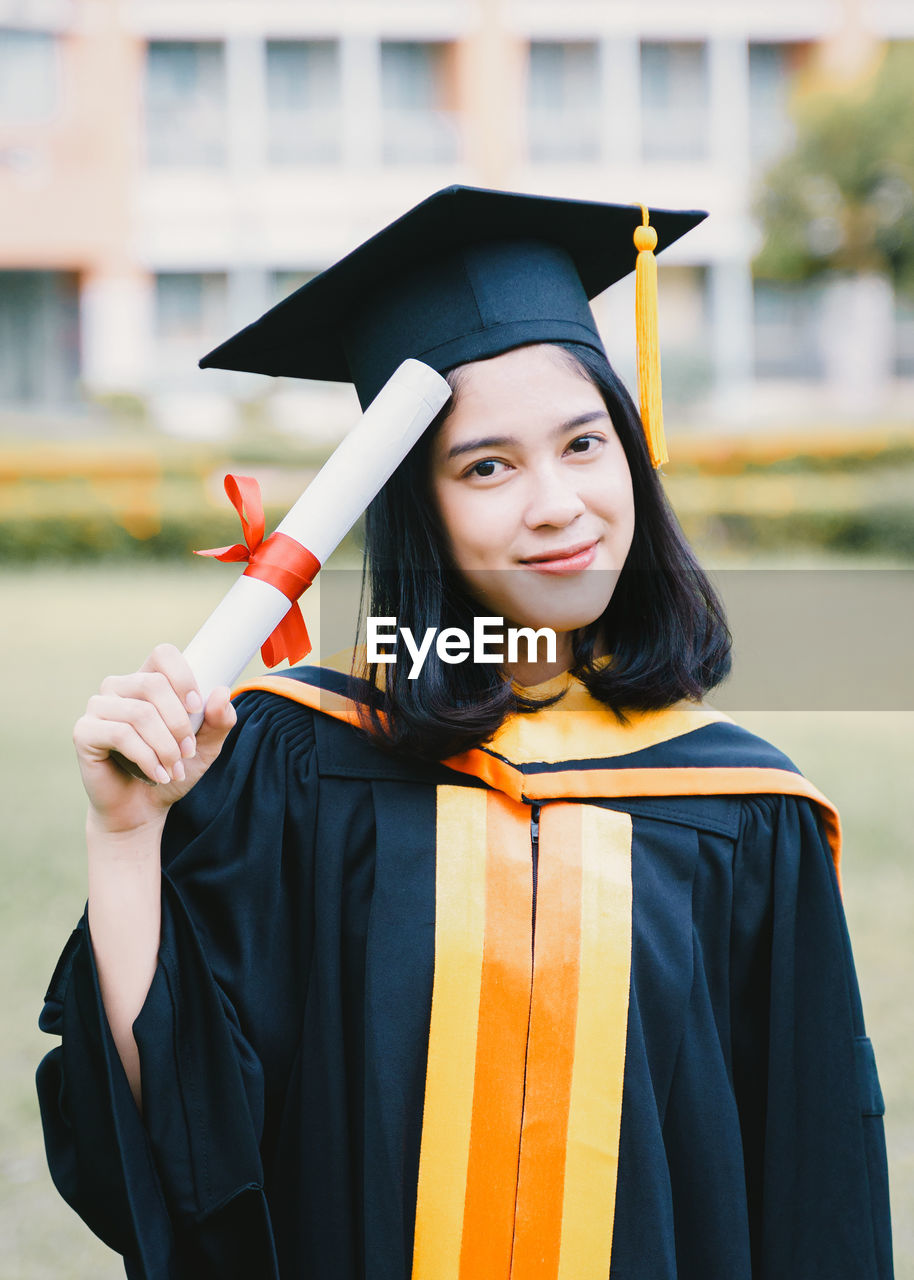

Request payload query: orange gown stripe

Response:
[509,802,583,1278]
[441,753,841,882]
[233,674,365,728]
[458,793,534,1279]
[233,676,841,881]
[235,673,815,1275]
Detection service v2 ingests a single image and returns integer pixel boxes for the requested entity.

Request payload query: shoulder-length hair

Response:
[357,342,730,759]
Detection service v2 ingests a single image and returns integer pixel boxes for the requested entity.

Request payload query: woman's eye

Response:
[467,458,504,478]
[567,434,601,455]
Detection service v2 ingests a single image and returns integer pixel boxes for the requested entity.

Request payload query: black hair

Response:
[357,342,731,759]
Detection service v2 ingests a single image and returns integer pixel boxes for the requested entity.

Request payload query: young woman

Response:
[38,188,892,1280]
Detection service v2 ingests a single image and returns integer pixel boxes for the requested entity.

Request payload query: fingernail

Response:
[155,765,170,785]
[186,691,203,713]
[180,736,196,758]
[172,760,186,783]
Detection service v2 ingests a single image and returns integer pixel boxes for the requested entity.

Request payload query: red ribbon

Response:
[196,474,321,668]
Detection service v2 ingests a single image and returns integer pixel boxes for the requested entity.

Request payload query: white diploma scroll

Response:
[182,359,451,719]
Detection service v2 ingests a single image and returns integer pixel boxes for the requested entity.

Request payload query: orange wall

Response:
[0,0,140,272]
[455,8,526,186]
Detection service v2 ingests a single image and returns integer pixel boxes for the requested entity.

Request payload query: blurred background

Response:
[1,0,913,557]
[1,0,912,1275]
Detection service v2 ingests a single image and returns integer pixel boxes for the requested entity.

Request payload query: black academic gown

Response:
[37,665,893,1280]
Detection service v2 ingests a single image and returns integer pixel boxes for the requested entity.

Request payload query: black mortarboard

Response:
[200,185,706,463]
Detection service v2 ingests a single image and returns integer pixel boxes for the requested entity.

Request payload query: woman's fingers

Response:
[101,673,194,747]
[204,685,235,724]
[99,646,202,759]
[140,643,203,716]
[74,713,174,787]
[95,677,193,750]
[84,694,191,781]
[76,646,197,787]
[195,686,237,758]
[75,646,240,830]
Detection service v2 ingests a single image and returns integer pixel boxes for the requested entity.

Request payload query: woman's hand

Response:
[73,643,237,836]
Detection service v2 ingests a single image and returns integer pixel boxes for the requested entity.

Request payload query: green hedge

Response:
[0,509,365,564]
[677,505,914,559]
[2,441,913,562]
[3,503,912,563]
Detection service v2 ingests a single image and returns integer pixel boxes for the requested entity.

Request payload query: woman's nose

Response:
[523,467,587,529]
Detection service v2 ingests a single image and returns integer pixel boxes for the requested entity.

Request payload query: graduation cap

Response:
[199,185,707,466]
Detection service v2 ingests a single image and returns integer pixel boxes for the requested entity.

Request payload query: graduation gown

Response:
[37,664,893,1280]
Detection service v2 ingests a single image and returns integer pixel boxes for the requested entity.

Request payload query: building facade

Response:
[1,0,912,436]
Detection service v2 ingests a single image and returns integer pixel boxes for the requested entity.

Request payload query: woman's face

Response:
[429,344,635,659]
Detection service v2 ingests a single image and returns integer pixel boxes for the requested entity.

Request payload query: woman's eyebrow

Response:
[445,410,610,461]
[446,434,518,460]
[560,410,610,432]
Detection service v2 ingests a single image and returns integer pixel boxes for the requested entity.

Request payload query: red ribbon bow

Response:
[196,474,321,668]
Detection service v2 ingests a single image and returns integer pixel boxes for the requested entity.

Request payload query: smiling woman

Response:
[430,345,635,647]
[38,187,892,1280]
[364,336,729,756]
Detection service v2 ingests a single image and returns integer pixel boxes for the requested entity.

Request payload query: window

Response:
[527,42,601,164]
[640,42,709,163]
[0,271,79,404]
[753,280,824,379]
[270,270,316,305]
[657,265,712,405]
[748,43,796,166]
[380,41,459,165]
[155,273,228,377]
[895,293,914,378]
[0,29,59,122]
[156,272,227,342]
[266,41,341,164]
[145,42,226,167]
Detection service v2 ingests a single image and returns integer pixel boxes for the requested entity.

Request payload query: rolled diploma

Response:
[182,358,451,717]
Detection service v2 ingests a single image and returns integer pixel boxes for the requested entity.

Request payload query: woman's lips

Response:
[520,541,599,574]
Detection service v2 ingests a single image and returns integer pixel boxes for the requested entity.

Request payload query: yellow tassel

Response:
[634,205,668,468]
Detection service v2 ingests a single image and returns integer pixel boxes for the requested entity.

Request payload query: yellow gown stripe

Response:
[238,668,838,1271]
[232,674,729,762]
[411,786,489,1280]
[557,805,633,1280]
[489,682,731,764]
[232,675,838,876]
[439,754,841,882]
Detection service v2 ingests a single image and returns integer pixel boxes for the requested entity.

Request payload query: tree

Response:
[754,42,914,295]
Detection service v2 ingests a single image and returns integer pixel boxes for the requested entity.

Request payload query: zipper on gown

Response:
[530,802,541,947]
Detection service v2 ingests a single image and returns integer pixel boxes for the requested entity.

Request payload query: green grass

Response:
[1,564,912,1277]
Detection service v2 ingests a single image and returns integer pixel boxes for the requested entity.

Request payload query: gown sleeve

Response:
[36,692,320,1280]
[730,793,893,1280]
